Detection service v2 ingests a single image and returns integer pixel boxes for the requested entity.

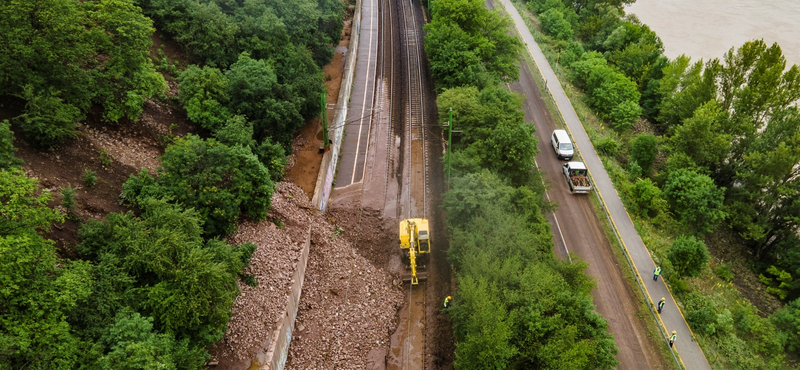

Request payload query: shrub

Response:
[684,291,719,335]
[630,178,667,218]
[123,135,274,237]
[595,136,619,156]
[539,9,573,41]
[771,298,800,352]
[630,134,657,175]
[82,169,97,187]
[61,185,76,210]
[663,168,726,234]
[14,85,81,148]
[0,120,22,170]
[98,149,112,167]
[714,262,734,282]
[667,235,709,278]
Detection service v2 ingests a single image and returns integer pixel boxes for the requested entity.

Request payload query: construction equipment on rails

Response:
[399,218,430,285]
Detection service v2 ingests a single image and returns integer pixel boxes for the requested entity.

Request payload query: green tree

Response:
[14,85,81,148]
[0,120,23,169]
[540,8,573,40]
[630,178,667,219]
[178,65,232,132]
[667,235,709,277]
[0,234,92,370]
[772,298,800,352]
[656,55,719,132]
[629,133,657,175]
[451,276,517,370]
[471,122,537,186]
[97,310,206,370]
[663,168,725,234]
[670,100,731,172]
[225,53,303,143]
[123,135,274,237]
[0,168,64,235]
[726,108,800,258]
[78,199,250,346]
[88,0,166,122]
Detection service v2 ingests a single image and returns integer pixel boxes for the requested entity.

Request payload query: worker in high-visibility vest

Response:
[653,266,662,281]
[443,296,452,309]
[657,297,666,314]
[669,331,677,347]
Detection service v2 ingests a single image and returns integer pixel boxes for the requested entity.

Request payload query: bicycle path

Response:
[497,0,712,368]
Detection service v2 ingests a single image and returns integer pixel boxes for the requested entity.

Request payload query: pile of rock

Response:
[286,207,404,369]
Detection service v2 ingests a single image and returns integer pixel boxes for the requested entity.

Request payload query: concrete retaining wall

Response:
[311,0,364,213]
[257,0,364,368]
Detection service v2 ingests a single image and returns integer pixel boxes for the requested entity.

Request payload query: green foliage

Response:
[0,168,64,235]
[14,85,81,148]
[0,0,164,124]
[540,8,573,40]
[0,234,91,370]
[123,135,274,237]
[629,178,667,218]
[61,185,77,211]
[252,137,288,182]
[629,134,657,175]
[670,100,731,172]
[667,235,709,278]
[99,149,112,167]
[87,0,167,122]
[225,53,302,143]
[759,266,793,300]
[77,199,249,347]
[771,298,800,352]
[444,169,618,369]
[663,168,725,234]
[424,0,522,90]
[83,168,98,187]
[0,120,22,169]
[714,262,734,282]
[97,309,206,370]
[214,115,255,147]
[178,65,232,132]
[684,292,720,335]
[569,52,641,131]
[594,136,619,156]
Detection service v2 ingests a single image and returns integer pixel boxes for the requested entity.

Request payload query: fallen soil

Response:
[285,207,405,370]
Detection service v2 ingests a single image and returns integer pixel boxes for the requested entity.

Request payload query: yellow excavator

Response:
[399,218,430,285]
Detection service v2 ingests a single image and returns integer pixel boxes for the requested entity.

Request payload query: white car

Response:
[551,129,574,160]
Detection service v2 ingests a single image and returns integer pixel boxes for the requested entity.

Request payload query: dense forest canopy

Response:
[0,0,344,368]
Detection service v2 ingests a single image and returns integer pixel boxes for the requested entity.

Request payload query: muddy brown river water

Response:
[626,0,800,66]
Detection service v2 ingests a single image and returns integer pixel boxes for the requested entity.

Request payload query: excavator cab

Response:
[399,218,430,285]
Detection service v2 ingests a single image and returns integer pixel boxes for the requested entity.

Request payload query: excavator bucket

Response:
[402,271,428,284]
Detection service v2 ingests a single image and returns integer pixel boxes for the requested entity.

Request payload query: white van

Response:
[551,129,574,160]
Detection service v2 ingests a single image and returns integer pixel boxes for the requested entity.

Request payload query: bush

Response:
[684,291,719,335]
[14,85,81,148]
[0,120,22,169]
[82,169,97,187]
[595,136,619,156]
[667,235,709,278]
[663,168,726,234]
[178,65,232,132]
[630,134,657,175]
[61,185,76,210]
[714,262,734,282]
[539,8,573,41]
[630,178,667,218]
[123,135,275,237]
[771,298,800,352]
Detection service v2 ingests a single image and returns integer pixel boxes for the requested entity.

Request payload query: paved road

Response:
[498,0,712,368]
[336,0,379,187]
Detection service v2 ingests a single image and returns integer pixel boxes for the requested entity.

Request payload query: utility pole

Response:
[321,92,329,150]
[447,107,452,185]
